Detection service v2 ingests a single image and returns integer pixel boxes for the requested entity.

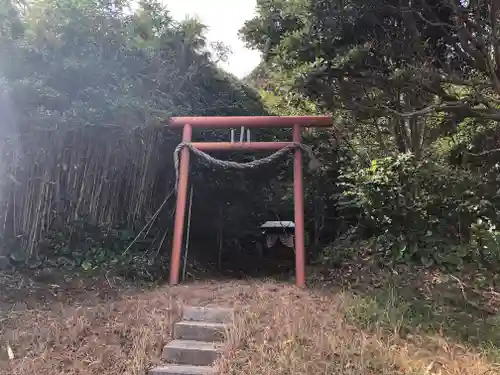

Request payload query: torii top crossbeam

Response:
[168,116,332,128]
[167,116,332,288]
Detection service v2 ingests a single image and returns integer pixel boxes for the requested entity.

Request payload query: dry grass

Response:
[221,283,499,375]
[0,272,248,375]
[0,271,499,375]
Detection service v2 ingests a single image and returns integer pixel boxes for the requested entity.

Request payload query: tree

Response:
[0,0,24,39]
[241,0,500,158]
[0,0,278,273]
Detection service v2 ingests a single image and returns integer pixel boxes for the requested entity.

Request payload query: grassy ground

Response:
[0,264,499,375]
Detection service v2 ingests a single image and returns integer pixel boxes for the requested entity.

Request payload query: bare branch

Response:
[414,9,456,29]
[380,103,446,117]
[466,148,500,157]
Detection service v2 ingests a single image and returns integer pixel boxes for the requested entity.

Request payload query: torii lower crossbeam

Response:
[167,116,332,287]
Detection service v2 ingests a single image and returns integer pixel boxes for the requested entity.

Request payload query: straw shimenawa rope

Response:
[173,142,321,190]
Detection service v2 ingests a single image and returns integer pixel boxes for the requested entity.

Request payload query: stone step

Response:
[174,321,228,342]
[163,339,223,366]
[149,364,215,375]
[182,306,233,324]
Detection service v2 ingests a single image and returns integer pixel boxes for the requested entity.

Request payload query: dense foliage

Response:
[242,0,500,270]
[0,0,288,278]
[2,0,500,278]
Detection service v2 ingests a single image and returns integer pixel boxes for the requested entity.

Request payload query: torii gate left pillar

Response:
[167,116,332,287]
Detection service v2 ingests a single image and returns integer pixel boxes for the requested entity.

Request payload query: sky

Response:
[163,0,261,78]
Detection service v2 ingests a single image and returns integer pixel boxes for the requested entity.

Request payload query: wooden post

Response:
[170,123,192,285]
[293,123,306,287]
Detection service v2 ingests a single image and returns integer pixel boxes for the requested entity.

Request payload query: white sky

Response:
[163,0,261,78]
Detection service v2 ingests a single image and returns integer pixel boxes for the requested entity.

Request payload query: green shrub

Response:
[37,220,168,280]
[344,153,500,267]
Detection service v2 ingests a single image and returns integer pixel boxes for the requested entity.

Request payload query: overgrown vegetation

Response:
[242,0,500,271]
[1,0,500,373]
[0,0,281,278]
[8,0,500,277]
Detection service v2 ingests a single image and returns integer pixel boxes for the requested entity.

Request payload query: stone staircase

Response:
[150,306,233,375]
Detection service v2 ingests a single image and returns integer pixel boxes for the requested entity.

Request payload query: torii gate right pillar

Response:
[292,123,305,286]
[167,116,332,287]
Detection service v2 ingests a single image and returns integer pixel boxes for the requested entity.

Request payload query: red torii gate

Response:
[168,116,332,287]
